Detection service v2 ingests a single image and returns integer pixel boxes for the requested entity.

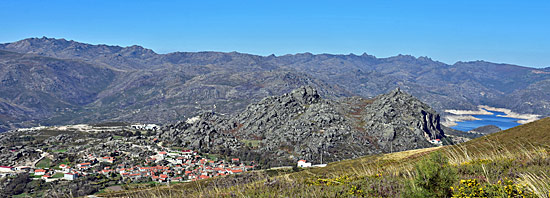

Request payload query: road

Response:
[31,149,51,168]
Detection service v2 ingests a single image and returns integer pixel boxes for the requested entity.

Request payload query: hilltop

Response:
[159,86,447,167]
[2,37,550,132]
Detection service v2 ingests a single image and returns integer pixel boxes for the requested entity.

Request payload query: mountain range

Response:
[1,37,549,132]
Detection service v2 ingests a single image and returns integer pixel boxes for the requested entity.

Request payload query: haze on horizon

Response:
[1,0,549,68]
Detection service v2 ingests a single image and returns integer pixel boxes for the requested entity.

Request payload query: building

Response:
[0,166,14,172]
[181,150,193,154]
[429,139,442,145]
[77,162,92,170]
[64,173,77,180]
[59,164,71,172]
[297,160,311,168]
[131,124,159,130]
[145,124,159,130]
[34,169,47,175]
[100,157,115,163]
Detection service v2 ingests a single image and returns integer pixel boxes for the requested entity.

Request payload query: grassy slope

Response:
[103,118,550,197]
[462,117,550,149]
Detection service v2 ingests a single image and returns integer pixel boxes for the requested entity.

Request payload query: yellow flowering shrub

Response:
[452,179,484,197]
[347,185,364,196]
[452,178,535,198]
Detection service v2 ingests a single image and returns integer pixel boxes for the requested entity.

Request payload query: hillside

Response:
[103,118,550,197]
[468,125,501,134]
[0,50,116,132]
[0,48,349,132]
[1,37,550,132]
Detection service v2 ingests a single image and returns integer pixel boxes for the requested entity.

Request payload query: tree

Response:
[3,173,30,196]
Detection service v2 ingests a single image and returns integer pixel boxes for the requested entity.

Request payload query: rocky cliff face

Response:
[361,88,445,151]
[159,86,446,167]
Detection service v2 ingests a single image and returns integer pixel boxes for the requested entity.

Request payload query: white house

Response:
[99,157,115,163]
[0,166,14,172]
[429,139,442,145]
[77,162,92,170]
[131,124,144,130]
[297,160,311,168]
[59,164,71,173]
[34,169,47,176]
[145,124,159,130]
[131,124,159,130]
[64,173,77,180]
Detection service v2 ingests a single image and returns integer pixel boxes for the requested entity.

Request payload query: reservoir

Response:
[450,109,525,132]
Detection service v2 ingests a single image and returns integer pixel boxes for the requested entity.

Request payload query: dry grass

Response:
[521,172,550,198]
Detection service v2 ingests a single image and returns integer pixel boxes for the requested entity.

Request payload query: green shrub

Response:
[403,151,457,198]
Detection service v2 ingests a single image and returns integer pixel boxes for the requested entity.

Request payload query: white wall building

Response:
[0,166,14,172]
[64,173,77,180]
[297,160,311,168]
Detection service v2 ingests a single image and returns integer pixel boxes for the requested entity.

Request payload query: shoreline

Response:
[477,105,541,124]
[441,115,481,127]
[442,105,541,127]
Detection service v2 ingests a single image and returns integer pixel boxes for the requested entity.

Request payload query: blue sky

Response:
[1,0,549,68]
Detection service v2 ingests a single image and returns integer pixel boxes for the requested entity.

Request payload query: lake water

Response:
[450,109,524,132]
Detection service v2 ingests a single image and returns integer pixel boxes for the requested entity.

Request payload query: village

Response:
[1,147,255,184]
[0,123,256,187]
[0,121,342,198]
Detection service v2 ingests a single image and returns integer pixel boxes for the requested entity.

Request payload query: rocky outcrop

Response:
[160,111,242,154]
[159,86,447,167]
[362,88,445,151]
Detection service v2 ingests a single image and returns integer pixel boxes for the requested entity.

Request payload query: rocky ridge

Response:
[159,87,446,167]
